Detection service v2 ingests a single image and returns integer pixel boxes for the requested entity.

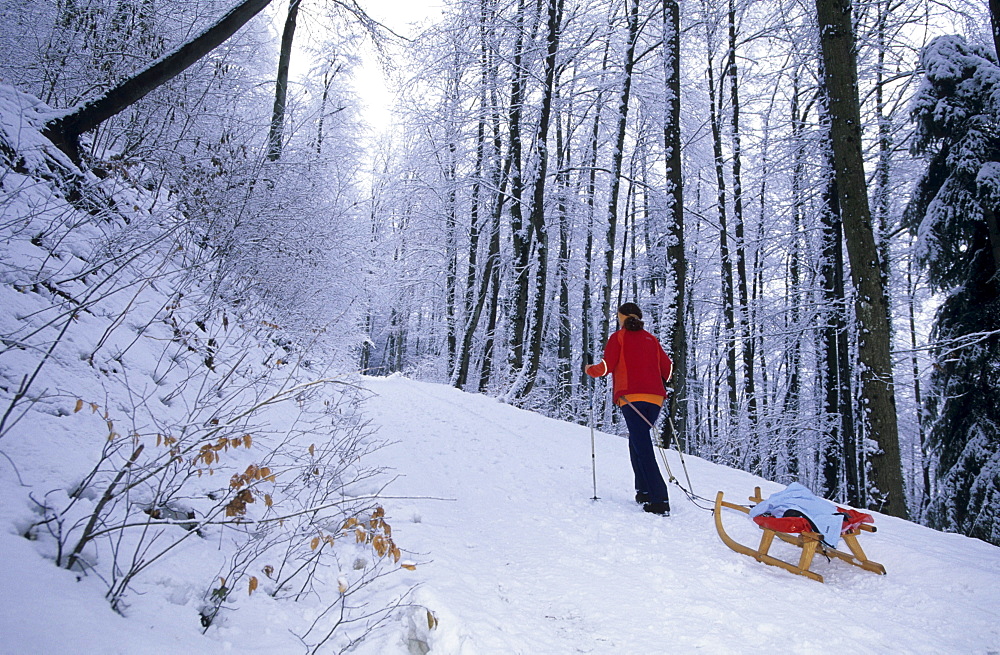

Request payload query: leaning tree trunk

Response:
[267,0,301,161]
[815,0,909,519]
[45,0,273,161]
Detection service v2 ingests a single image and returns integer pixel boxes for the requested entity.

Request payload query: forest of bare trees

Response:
[1,0,997,553]
[360,0,998,534]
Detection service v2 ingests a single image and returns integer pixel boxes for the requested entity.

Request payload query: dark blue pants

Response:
[621,401,669,503]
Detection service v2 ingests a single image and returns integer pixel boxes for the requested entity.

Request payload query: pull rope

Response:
[622,397,715,512]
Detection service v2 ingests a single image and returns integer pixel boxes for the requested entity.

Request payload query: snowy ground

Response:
[362,375,1000,654]
[2,373,1000,652]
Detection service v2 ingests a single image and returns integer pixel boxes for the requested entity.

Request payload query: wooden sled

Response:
[714,486,886,583]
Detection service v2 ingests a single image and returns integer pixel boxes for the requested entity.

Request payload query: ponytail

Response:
[617,302,644,332]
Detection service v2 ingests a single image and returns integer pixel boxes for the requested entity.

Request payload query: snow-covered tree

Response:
[906,34,1000,545]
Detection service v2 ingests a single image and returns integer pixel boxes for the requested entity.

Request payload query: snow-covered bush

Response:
[0,84,412,650]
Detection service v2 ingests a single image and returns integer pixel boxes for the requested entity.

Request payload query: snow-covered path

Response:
[366,375,1000,653]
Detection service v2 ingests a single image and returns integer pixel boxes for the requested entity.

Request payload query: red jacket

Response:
[586,328,673,405]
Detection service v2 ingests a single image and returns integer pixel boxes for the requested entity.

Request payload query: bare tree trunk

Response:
[991,0,1000,60]
[479,9,507,393]
[600,0,640,346]
[662,0,687,450]
[707,42,739,422]
[519,0,563,398]
[454,114,485,387]
[457,0,500,389]
[508,0,530,373]
[445,137,459,375]
[478,216,502,392]
[820,156,858,504]
[267,0,301,161]
[580,40,610,389]
[907,257,929,516]
[727,0,758,467]
[45,0,273,160]
[442,50,464,377]
[784,65,808,481]
[816,0,908,519]
[556,106,573,411]
[315,59,342,155]
[873,0,893,286]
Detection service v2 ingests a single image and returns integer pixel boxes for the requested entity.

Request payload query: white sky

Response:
[278,0,443,136]
[352,0,444,134]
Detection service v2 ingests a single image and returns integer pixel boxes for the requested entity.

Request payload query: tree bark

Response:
[479,5,506,393]
[45,0,273,161]
[707,44,739,422]
[820,164,858,504]
[728,0,758,465]
[457,0,502,390]
[601,0,640,347]
[906,258,930,516]
[815,0,908,518]
[580,40,610,390]
[991,0,1000,61]
[507,0,530,373]
[662,0,687,450]
[267,0,301,161]
[556,106,573,410]
[785,65,806,480]
[518,0,563,398]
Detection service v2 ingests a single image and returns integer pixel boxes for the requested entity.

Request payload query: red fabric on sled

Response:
[752,515,813,533]
[752,507,874,535]
[836,507,875,532]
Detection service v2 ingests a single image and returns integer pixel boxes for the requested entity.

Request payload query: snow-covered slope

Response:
[3,372,1000,653]
[364,375,1000,653]
[0,83,408,654]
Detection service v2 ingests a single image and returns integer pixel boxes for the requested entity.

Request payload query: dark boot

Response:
[643,500,670,516]
[635,491,650,505]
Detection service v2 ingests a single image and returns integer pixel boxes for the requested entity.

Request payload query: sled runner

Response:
[714,486,886,583]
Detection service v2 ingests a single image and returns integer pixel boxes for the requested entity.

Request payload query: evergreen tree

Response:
[906,35,1000,545]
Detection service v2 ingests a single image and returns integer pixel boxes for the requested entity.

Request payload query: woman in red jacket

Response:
[586,303,673,515]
